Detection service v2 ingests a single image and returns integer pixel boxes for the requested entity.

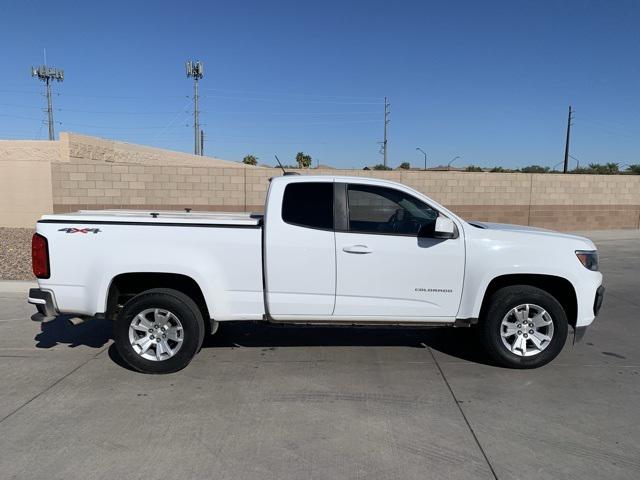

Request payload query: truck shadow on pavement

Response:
[203,322,493,365]
[34,315,112,349]
[33,317,493,367]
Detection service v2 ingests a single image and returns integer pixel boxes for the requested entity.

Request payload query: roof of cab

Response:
[270,174,403,187]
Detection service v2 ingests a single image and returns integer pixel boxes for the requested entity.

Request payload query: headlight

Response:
[575,250,598,271]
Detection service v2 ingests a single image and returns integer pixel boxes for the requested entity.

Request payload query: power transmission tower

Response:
[381,97,390,167]
[563,105,573,173]
[186,60,204,155]
[31,52,64,141]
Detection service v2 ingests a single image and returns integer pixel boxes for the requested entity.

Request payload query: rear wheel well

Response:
[479,274,577,329]
[106,273,210,327]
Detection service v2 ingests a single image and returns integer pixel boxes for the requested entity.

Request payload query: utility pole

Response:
[31,52,63,141]
[563,105,573,173]
[380,97,390,167]
[186,60,204,155]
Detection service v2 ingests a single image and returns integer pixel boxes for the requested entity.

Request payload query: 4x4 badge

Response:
[58,228,101,234]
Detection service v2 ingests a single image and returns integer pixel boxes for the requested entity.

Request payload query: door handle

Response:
[342,244,372,254]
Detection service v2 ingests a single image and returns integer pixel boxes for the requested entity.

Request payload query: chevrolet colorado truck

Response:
[28,175,604,373]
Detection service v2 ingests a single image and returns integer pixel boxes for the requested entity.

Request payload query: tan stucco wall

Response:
[0,140,56,227]
[1,133,639,230]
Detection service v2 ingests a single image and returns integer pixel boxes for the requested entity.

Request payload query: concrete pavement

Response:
[0,230,638,479]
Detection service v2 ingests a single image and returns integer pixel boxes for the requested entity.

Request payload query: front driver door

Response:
[334,183,464,320]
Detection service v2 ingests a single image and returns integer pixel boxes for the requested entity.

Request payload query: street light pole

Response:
[416,147,427,171]
[448,155,460,171]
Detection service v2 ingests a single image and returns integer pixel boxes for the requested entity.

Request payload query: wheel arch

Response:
[479,274,578,329]
[105,272,211,329]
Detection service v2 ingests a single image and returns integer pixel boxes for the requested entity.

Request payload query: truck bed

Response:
[39,209,263,227]
[35,208,265,320]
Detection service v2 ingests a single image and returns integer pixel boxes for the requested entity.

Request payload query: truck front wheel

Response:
[114,288,205,374]
[480,285,568,368]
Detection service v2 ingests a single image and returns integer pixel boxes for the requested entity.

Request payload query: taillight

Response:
[32,233,50,279]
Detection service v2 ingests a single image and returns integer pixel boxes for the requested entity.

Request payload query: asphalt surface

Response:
[0,230,638,480]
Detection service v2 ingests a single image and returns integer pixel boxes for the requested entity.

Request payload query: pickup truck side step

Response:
[267,319,455,328]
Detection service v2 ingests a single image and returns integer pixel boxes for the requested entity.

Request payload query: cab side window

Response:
[282,182,334,230]
[347,184,438,235]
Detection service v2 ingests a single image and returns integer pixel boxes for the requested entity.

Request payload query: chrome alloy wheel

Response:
[128,308,184,361]
[500,304,554,357]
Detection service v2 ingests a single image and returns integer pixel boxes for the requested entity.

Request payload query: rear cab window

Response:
[281,182,334,230]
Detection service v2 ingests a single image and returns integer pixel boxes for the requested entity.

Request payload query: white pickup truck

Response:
[29,174,604,373]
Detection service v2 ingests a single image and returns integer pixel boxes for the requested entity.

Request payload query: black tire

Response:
[480,285,568,369]
[114,288,205,374]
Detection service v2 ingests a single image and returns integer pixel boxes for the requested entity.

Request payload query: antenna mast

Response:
[186,60,204,155]
[31,51,64,141]
[274,155,286,175]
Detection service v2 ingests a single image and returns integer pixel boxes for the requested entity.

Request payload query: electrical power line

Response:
[579,117,640,136]
[57,122,186,130]
[152,99,193,141]
[0,103,45,110]
[2,65,388,156]
[0,89,42,95]
[211,110,379,116]
[58,92,187,99]
[59,108,187,115]
[201,94,380,105]
[0,102,378,117]
[202,87,380,100]
[0,87,381,102]
[0,113,46,121]
[0,89,187,100]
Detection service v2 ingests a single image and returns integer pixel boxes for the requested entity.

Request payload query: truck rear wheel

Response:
[480,285,568,368]
[114,288,205,374]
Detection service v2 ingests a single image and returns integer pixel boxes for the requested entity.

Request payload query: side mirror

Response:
[433,216,456,239]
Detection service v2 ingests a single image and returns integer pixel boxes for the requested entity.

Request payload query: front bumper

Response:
[575,285,605,343]
[28,288,59,320]
[593,285,605,316]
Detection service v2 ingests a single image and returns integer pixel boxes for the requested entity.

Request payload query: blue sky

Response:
[1,0,639,169]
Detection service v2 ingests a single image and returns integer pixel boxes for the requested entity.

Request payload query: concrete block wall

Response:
[52,163,249,212]
[50,133,253,213]
[1,133,639,230]
[245,170,640,230]
[528,174,640,230]
[43,161,640,230]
